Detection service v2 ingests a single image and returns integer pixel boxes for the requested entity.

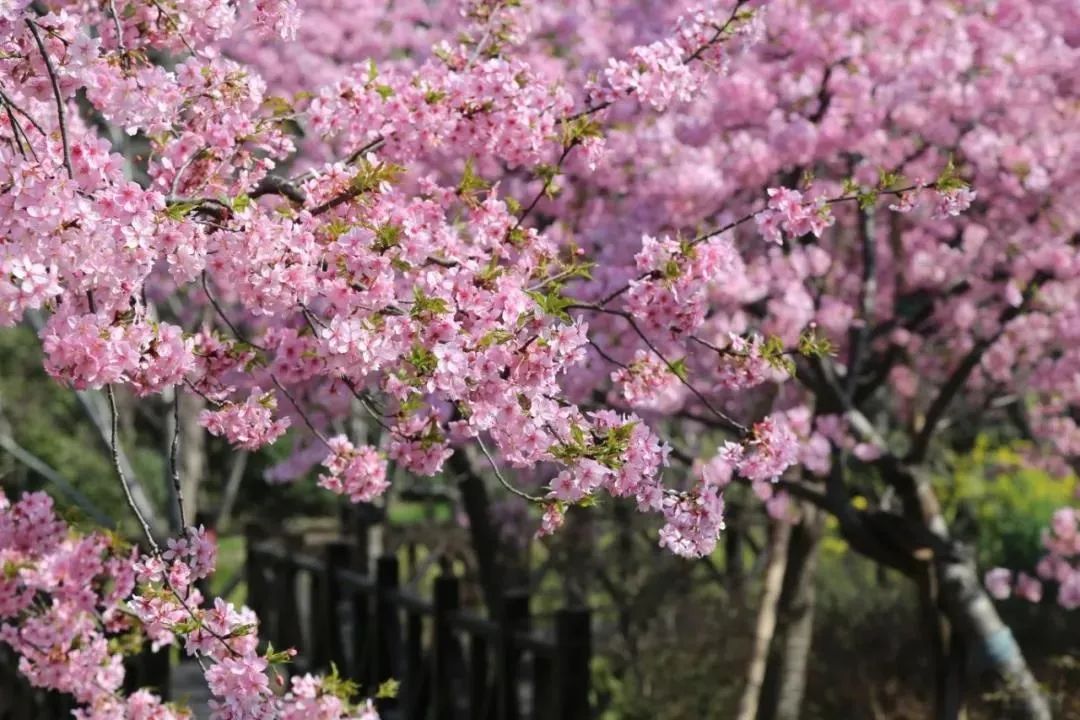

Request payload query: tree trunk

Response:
[759,502,825,720]
[878,459,1051,720]
[737,518,792,720]
[920,561,971,720]
[214,451,248,532]
[935,554,1050,720]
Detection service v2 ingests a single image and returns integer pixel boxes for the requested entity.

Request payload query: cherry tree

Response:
[1,0,1077,719]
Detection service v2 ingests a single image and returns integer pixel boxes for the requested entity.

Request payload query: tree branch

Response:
[907,276,1042,463]
[845,207,877,399]
[106,384,160,551]
[25,19,72,179]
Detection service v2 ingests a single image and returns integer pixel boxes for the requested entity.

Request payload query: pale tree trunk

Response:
[759,502,825,720]
[935,554,1049,720]
[880,460,1052,720]
[919,563,970,720]
[214,451,248,532]
[736,518,792,720]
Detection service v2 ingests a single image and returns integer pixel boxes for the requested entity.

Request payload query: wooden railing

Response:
[1,520,591,720]
[245,531,592,720]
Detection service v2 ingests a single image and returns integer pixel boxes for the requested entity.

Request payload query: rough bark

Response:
[919,562,970,720]
[737,518,792,720]
[878,459,1051,720]
[935,554,1049,720]
[759,502,825,720]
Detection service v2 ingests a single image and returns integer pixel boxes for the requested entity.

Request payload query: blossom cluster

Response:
[754,187,835,245]
[598,4,762,111]
[4,0,1076,708]
[988,507,1080,609]
[318,435,390,503]
[1,0,808,568]
[199,390,292,451]
[0,489,381,720]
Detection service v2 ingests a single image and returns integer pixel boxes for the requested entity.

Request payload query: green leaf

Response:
[458,157,491,205]
[373,223,402,252]
[231,194,252,213]
[406,344,438,377]
[669,357,689,382]
[424,89,447,104]
[165,201,199,221]
[410,286,450,318]
[560,116,604,147]
[478,329,514,348]
[321,663,360,701]
[933,154,969,192]
[350,157,404,194]
[376,678,400,699]
[261,96,294,118]
[525,288,574,321]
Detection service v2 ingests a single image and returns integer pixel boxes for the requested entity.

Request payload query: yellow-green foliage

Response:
[938,436,1073,568]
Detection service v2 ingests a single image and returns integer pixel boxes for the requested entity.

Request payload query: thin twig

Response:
[289,137,386,186]
[270,374,331,448]
[2,102,27,159]
[201,271,266,351]
[476,436,543,503]
[594,185,921,309]
[106,0,126,55]
[25,19,72,179]
[586,338,630,370]
[564,0,749,123]
[509,140,577,238]
[105,384,160,552]
[169,391,187,529]
[0,86,46,135]
[568,302,749,435]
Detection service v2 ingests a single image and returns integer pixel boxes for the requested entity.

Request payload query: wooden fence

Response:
[245,529,593,720]
[0,522,592,720]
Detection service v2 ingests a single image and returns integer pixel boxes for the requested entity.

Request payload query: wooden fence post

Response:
[316,542,349,672]
[499,591,529,720]
[554,608,591,720]
[433,569,461,720]
[372,554,400,711]
[276,544,302,662]
[343,503,375,573]
[349,576,371,683]
[468,632,490,720]
[403,603,425,719]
